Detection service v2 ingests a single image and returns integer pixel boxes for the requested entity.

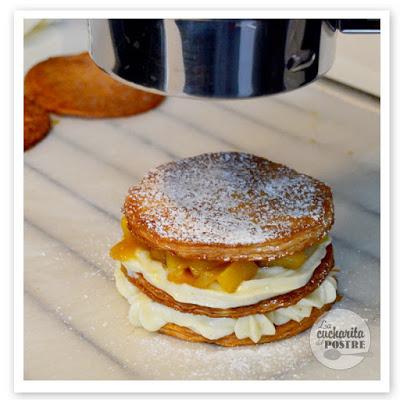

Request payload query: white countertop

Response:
[24,19,380,380]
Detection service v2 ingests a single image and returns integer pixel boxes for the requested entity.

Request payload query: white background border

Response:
[12,8,390,395]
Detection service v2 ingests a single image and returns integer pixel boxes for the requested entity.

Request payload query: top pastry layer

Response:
[124,152,334,261]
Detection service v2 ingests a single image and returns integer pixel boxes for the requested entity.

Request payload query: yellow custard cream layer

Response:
[121,237,331,309]
[115,267,337,343]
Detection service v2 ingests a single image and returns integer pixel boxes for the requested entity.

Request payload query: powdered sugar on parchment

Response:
[125,152,331,246]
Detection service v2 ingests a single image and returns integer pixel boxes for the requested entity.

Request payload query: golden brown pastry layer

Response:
[124,152,334,261]
[159,301,337,347]
[121,244,334,318]
[24,95,51,151]
[24,52,165,118]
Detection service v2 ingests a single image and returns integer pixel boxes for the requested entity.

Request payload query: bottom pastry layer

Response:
[115,265,338,345]
[159,302,335,347]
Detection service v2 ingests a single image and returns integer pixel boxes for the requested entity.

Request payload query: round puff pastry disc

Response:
[24,52,165,118]
[124,152,334,261]
[24,95,51,151]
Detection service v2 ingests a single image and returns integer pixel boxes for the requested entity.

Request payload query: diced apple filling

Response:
[111,217,324,293]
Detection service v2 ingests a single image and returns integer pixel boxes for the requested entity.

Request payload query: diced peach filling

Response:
[216,261,258,293]
[165,253,228,289]
[267,251,309,269]
[258,236,328,269]
[109,217,140,261]
[110,217,325,292]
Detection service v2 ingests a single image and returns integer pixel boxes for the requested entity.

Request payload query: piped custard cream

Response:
[115,267,337,343]
[118,237,332,309]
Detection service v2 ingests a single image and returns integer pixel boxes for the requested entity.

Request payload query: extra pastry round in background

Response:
[24,52,165,118]
[24,96,51,151]
[124,152,334,261]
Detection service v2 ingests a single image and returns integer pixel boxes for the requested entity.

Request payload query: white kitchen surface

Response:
[326,34,380,97]
[24,20,380,380]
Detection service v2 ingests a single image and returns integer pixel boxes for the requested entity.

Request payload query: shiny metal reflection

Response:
[89,19,338,99]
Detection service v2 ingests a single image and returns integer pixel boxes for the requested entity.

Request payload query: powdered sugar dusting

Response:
[125,152,331,246]
[121,327,315,379]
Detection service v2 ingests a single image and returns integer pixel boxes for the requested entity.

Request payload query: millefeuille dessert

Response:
[110,152,338,346]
